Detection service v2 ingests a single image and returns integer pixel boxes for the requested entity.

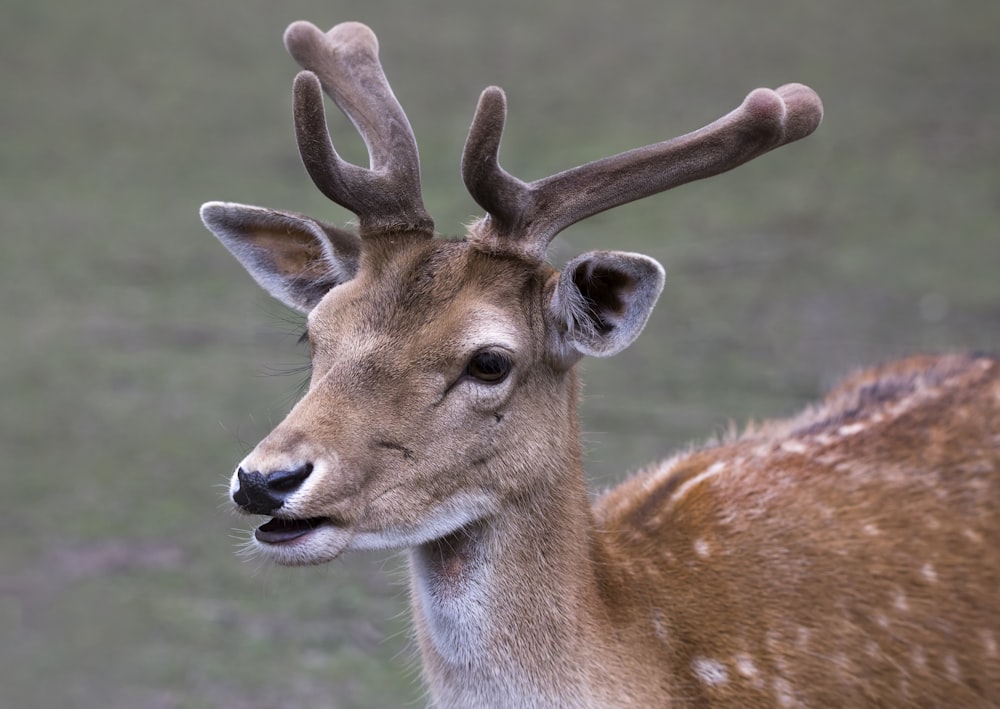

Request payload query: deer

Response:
[199,19,1000,708]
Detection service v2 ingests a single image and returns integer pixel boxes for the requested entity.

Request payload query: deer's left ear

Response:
[548,251,665,360]
[200,201,361,313]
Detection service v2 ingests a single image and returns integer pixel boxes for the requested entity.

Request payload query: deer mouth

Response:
[255,516,333,544]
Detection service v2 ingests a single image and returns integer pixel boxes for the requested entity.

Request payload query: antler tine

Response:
[462,87,533,240]
[463,83,823,258]
[284,21,433,236]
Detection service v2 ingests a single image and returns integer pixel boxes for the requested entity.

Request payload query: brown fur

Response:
[598,353,999,706]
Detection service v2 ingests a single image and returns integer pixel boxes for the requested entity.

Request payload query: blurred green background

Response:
[3,0,997,706]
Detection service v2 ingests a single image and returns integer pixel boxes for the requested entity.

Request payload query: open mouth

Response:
[254,517,332,544]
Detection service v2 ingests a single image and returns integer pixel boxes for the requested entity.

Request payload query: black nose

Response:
[233,463,314,515]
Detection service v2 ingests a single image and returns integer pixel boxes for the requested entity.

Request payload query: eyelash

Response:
[465,350,513,384]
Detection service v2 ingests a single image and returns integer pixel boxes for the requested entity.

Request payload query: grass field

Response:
[3,0,998,706]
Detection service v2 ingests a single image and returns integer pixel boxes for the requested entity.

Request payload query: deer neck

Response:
[408,376,628,706]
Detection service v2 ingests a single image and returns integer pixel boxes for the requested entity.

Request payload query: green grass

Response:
[3,0,998,705]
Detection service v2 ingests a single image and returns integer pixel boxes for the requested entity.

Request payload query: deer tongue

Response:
[255,517,327,544]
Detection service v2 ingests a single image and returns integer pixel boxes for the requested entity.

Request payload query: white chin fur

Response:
[253,524,353,566]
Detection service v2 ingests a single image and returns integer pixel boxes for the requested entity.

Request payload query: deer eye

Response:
[466,350,512,384]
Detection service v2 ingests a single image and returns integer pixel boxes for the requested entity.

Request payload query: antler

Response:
[284,21,434,237]
[463,83,823,258]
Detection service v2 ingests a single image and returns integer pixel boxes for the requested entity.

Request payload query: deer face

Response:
[238,240,553,564]
[200,209,664,565]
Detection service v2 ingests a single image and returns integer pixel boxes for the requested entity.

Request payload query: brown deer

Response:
[200,20,1000,708]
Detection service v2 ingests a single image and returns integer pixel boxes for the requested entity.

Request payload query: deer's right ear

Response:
[547,250,665,361]
[200,202,361,313]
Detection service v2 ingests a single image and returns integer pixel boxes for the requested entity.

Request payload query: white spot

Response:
[921,563,938,583]
[796,626,811,649]
[838,422,866,436]
[863,523,880,537]
[925,516,941,530]
[692,657,728,687]
[981,630,997,657]
[705,460,726,476]
[893,589,909,613]
[651,609,669,643]
[875,613,890,629]
[734,654,758,679]
[780,440,808,454]
[668,461,726,506]
[773,677,797,707]
[963,528,984,544]
[943,653,960,681]
[911,645,927,670]
[694,538,711,558]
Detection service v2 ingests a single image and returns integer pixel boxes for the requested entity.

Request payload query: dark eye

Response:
[466,350,512,384]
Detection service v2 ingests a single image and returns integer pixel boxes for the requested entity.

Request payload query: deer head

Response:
[200,20,821,567]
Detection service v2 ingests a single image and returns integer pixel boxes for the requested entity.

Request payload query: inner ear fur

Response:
[200,202,361,313]
[549,250,665,359]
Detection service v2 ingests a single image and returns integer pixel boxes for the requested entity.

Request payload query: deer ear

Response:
[548,251,665,360]
[200,202,361,313]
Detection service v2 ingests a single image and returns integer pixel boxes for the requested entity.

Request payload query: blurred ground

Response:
[2,0,998,706]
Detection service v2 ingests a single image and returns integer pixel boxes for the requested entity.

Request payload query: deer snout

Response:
[232,463,314,515]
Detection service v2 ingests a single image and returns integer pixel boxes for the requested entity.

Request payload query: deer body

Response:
[200,20,999,707]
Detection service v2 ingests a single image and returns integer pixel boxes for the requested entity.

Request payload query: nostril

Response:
[234,467,276,513]
[267,462,314,495]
